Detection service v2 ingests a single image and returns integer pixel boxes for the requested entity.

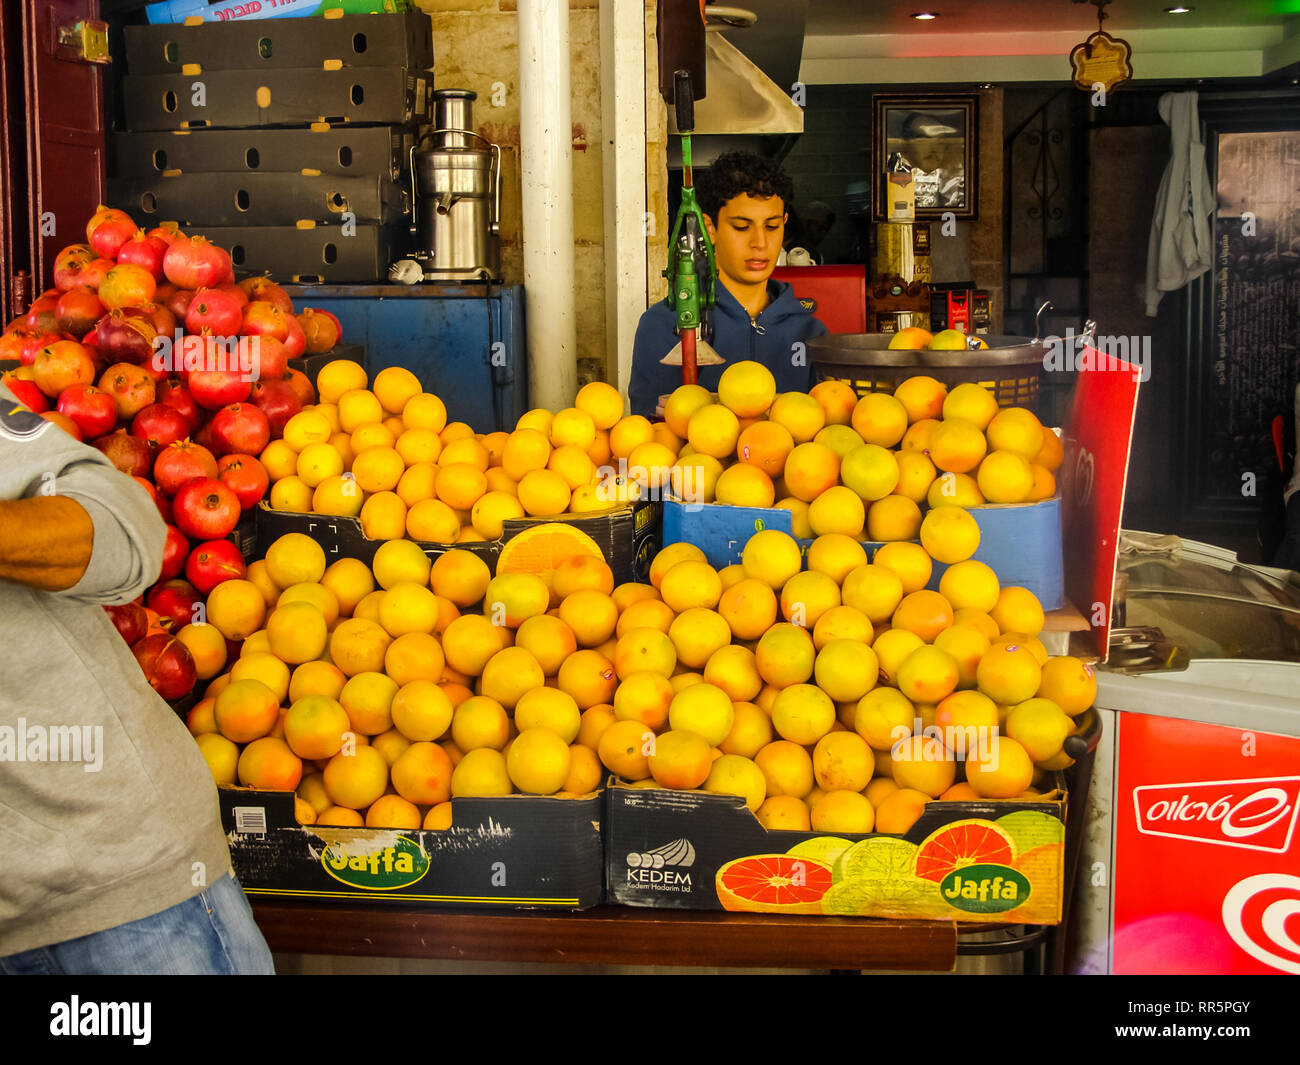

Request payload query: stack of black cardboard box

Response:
[110,11,432,283]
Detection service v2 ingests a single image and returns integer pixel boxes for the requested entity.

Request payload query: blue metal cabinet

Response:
[281,283,527,433]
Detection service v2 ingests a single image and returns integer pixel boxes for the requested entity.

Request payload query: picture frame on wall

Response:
[873,93,979,221]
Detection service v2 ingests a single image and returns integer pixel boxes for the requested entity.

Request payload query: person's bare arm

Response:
[0,496,95,591]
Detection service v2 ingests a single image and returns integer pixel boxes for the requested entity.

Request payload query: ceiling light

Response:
[1164,5,1193,12]
[912,12,939,20]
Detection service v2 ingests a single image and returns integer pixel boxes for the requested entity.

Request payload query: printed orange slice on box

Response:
[715,854,833,914]
[913,819,1016,883]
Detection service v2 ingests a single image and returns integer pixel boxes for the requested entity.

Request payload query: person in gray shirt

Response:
[0,381,272,974]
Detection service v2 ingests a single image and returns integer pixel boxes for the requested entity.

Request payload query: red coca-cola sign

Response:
[1133,776,1300,853]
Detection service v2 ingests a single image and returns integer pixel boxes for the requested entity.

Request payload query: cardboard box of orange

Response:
[662,496,1065,609]
[220,787,603,910]
[606,780,1067,924]
[255,499,661,584]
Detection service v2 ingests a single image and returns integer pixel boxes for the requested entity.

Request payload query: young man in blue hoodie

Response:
[629,152,828,419]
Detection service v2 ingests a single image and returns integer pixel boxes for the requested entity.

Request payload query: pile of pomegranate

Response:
[0,207,344,703]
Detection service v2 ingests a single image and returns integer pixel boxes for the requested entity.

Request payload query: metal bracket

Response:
[55,19,110,65]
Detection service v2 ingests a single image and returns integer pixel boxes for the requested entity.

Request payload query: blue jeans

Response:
[0,873,274,975]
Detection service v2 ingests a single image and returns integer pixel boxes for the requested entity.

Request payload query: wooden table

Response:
[251,902,961,972]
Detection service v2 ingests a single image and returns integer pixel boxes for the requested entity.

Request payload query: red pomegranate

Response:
[24,293,60,334]
[246,335,288,382]
[88,209,138,260]
[116,231,169,279]
[146,222,183,246]
[185,288,244,337]
[130,632,198,700]
[285,368,316,406]
[95,309,160,367]
[159,524,189,582]
[2,373,49,413]
[57,384,118,439]
[188,363,252,411]
[209,402,270,458]
[184,539,247,594]
[217,453,270,510]
[131,402,191,450]
[98,362,156,420]
[153,439,219,497]
[297,308,340,354]
[248,377,303,438]
[53,244,96,292]
[40,410,82,439]
[172,477,241,540]
[32,341,96,398]
[240,301,290,343]
[162,235,232,291]
[55,287,106,339]
[156,378,202,430]
[98,263,157,311]
[92,430,155,478]
[105,601,149,646]
[238,277,295,316]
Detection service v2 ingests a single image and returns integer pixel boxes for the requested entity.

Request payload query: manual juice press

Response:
[406,89,502,282]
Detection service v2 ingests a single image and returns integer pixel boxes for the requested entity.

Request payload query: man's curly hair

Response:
[696,151,794,223]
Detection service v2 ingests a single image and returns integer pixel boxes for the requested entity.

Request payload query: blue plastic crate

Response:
[663,496,1066,610]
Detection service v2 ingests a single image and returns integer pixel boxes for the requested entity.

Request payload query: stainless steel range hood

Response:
[666,1,808,166]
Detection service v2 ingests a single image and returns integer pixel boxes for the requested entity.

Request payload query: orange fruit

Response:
[919,504,981,564]
[550,406,596,450]
[667,608,732,670]
[756,795,811,831]
[390,740,454,804]
[938,559,1000,613]
[807,485,865,537]
[703,754,768,812]
[755,622,816,687]
[850,392,908,447]
[514,686,582,743]
[1036,655,1098,716]
[597,719,655,780]
[814,423,867,460]
[888,734,956,798]
[719,702,774,759]
[965,736,1035,798]
[717,360,777,418]
[480,646,545,710]
[841,562,906,622]
[1034,426,1064,472]
[866,494,922,542]
[556,649,618,708]
[977,450,1034,504]
[896,645,960,704]
[770,684,836,745]
[891,590,954,643]
[928,418,988,474]
[976,643,1043,704]
[648,541,708,590]
[741,528,803,591]
[814,638,880,703]
[717,578,780,641]
[986,407,1044,461]
[557,589,619,647]
[237,736,303,791]
[713,462,776,508]
[214,678,280,744]
[839,443,900,502]
[616,597,675,637]
[811,605,874,650]
[754,740,815,798]
[990,585,1046,636]
[812,730,874,792]
[769,391,826,444]
[932,623,992,689]
[774,497,813,538]
[779,569,841,629]
[687,403,741,459]
[662,383,713,438]
[854,687,916,751]
[806,534,868,585]
[892,375,947,423]
[703,644,762,702]
[613,670,676,730]
[782,441,840,502]
[874,788,929,834]
[667,681,736,746]
[283,694,352,760]
[809,378,859,426]
[1026,463,1056,502]
[941,382,999,430]
[575,380,624,431]
[515,614,580,676]
[372,366,422,416]
[322,745,389,809]
[927,471,984,508]
[648,729,714,789]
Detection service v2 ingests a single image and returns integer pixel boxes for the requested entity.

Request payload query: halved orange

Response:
[912,819,1016,883]
[714,854,833,914]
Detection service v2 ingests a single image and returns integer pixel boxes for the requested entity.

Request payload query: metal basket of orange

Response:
[809,302,1072,414]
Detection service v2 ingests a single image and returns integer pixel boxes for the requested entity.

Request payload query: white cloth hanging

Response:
[1144,91,1215,317]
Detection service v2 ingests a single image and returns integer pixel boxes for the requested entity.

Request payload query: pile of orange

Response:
[660,362,1063,536]
[582,526,1095,838]
[261,360,641,545]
